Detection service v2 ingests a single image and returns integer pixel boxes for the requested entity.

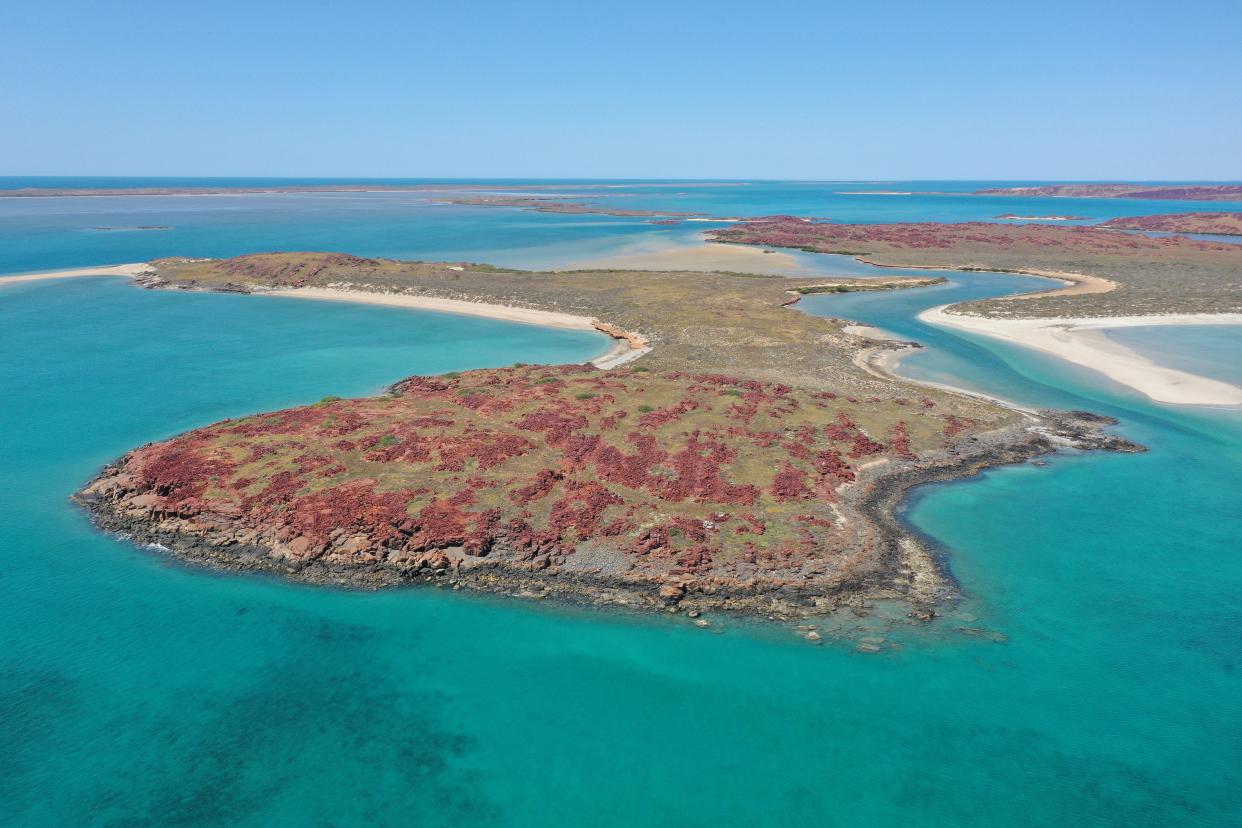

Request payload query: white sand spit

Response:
[921,306,1242,406]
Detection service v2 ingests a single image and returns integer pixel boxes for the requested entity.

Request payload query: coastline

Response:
[263,286,599,331]
[847,258,1118,300]
[260,287,651,368]
[74,409,1135,622]
[920,306,1242,406]
[853,335,1039,415]
[999,269,1117,300]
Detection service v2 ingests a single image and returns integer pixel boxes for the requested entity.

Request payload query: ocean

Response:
[1,180,1239,826]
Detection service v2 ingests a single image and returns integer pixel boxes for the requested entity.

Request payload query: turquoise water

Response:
[5,178,1242,276]
[1106,325,1242,389]
[2,183,1241,826]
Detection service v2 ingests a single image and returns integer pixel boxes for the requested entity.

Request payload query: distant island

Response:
[973,184,1242,201]
[994,214,1088,221]
[89,225,173,232]
[0,182,745,198]
[707,215,1242,317]
[440,195,707,219]
[1097,212,1242,236]
[70,251,1137,622]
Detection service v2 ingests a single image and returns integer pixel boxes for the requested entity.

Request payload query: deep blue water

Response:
[2,182,1240,826]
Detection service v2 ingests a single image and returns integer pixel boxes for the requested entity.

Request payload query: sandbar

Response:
[0,263,152,285]
[561,241,802,274]
[921,306,1242,406]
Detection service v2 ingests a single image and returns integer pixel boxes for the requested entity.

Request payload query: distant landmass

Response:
[0,182,746,198]
[708,215,1242,317]
[1098,212,1242,236]
[974,184,1242,201]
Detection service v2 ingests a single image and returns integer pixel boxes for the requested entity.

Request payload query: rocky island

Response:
[73,252,1140,620]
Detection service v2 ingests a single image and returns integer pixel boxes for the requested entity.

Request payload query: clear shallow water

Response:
[2,184,1242,826]
[1105,325,1242,388]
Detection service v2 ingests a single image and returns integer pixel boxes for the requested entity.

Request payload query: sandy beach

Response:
[921,306,1242,406]
[1,265,649,368]
[264,287,598,330]
[562,240,803,274]
[0,262,152,284]
[842,323,900,340]
[1003,269,1117,300]
[263,287,650,368]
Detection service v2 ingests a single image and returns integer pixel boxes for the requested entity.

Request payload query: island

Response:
[708,217,1242,404]
[995,214,1088,221]
[439,194,707,219]
[972,184,1242,201]
[708,216,1242,317]
[89,225,173,232]
[71,252,1138,621]
[1098,212,1242,236]
[0,182,746,198]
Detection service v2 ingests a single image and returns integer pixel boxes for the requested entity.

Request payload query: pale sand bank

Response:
[562,241,802,274]
[842,324,901,341]
[1003,270,1117,300]
[0,263,152,285]
[921,306,1242,406]
[263,288,650,368]
[265,287,598,330]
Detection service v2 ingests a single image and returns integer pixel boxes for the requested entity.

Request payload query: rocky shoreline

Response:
[74,410,1141,622]
[62,251,1149,626]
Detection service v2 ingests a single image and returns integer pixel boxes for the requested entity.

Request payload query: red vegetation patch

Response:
[849,433,885,458]
[546,481,623,541]
[116,365,954,581]
[135,438,237,501]
[512,469,563,505]
[1099,212,1242,236]
[287,480,415,550]
[887,421,915,459]
[709,216,1242,255]
[771,463,813,502]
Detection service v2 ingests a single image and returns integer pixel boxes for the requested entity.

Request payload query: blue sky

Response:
[4,0,1240,179]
